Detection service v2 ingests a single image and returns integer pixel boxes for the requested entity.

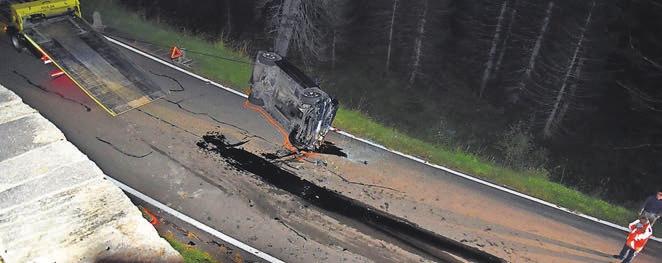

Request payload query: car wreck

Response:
[248,51,338,152]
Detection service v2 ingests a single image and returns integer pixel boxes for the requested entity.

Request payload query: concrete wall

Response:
[0,85,182,262]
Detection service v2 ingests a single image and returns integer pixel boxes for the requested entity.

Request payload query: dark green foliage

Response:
[105,0,662,206]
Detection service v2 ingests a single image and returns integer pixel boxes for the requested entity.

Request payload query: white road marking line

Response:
[104,36,249,99]
[104,176,285,263]
[105,35,660,242]
[334,130,661,243]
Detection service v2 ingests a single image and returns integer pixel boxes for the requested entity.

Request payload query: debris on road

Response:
[197,131,505,263]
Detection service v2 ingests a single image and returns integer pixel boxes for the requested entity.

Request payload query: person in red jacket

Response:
[613,215,653,263]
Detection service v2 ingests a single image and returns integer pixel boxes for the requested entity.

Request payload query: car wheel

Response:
[257,51,282,66]
[288,125,303,149]
[10,34,24,52]
[301,88,323,105]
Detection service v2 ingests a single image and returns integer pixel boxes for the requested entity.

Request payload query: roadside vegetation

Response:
[82,0,642,230]
[164,232,218,263]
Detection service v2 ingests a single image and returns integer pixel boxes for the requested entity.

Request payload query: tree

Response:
[320,0,353,69]
[509,1,555,104]
[478,0,510,98]
[542,1,595,137]
[256,0,343,64]
[407,0,429,88]
[494,3,517,76]
[224,0,233,37]
[385,0,400,71]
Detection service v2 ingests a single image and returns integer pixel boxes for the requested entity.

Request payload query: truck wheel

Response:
[10,34,25,53]
[301,88,323,105]
[257,52,282,66]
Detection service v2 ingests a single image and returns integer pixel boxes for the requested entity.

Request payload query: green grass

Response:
[165,233,218,263]
[334,109,637,226]
[82,0,642,231]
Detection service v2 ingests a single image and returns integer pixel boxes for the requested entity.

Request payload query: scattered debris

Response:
[197,132,504,263]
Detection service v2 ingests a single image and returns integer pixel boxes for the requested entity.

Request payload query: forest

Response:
[115,0,662,206]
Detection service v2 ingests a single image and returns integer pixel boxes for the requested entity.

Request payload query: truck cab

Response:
[3,0,81,51]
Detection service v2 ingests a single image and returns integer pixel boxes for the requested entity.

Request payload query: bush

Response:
[497,122,548,170]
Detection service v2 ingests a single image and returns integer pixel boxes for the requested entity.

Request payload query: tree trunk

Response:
[479,0,509,98]
[543,1,594,138]
[332,30,337,69]
[225,0,232,37]
[274,0,302,57]
[408,0,429,88]
[494,4,517,75]
[557,57,584,128]
[386,0,399,71]
[511,1,554,104]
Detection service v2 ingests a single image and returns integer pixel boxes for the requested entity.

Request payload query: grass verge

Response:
[334,109,636,226]
[164,232,218,263]
[83,0,642,232]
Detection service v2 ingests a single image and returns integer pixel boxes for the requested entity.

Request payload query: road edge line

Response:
[104,176,285,263]
[104,36,249,99]
[105,35,659,243]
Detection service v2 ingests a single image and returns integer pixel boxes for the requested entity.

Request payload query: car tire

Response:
[248,91,265,106]
[10,33,24,53]
[257,52,282,66]
[288,125,303,149]
[301,88,323,105]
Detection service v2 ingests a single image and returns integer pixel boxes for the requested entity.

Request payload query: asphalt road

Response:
[0,30,660,263]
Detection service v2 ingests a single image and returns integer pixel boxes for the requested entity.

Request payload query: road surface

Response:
[0,30,660,262]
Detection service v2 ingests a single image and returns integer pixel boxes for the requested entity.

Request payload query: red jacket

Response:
[626,219,653,252]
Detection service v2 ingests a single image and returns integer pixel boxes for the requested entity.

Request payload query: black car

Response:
[248,51,338,151]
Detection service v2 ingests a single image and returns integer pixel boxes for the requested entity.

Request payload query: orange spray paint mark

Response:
[243,100,298,153]
[139,206,160,226]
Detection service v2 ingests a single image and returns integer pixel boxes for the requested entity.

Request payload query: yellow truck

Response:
[1,0,163,116]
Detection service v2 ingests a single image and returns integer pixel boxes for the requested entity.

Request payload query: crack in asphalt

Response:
[163,98,269,142]
[12,70,92,112]
[326,169,402,193]
[137,108,201,137]
[144,72,268,142]
[144,141,229,193]
[96,136,153,158]
[149,70,185,92]
[277,220,308,241]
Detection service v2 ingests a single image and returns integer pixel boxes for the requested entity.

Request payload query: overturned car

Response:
[248,51,338,152]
